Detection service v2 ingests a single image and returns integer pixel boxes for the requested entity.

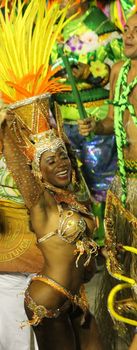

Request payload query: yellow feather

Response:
[10,0,20,23]
[14,3,28,75]
[0,10,22,76]
[30,1,45,72]
[27,1,39,72]
[0,0,76,102]
[38,6,59,75]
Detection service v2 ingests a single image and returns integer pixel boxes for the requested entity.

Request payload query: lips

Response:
[56,169,69,178]
[125,42,134,48]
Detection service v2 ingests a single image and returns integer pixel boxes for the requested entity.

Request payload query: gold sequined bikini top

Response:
[37,204,89,245]
[37,204,98,267]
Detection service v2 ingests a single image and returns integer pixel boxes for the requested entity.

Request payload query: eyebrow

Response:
[124,24,137,29]
[45,155,55,161]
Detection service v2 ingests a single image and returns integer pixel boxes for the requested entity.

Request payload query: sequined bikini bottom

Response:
[24,274,89,326]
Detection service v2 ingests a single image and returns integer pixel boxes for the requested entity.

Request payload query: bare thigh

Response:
[24,279,77,350]
[71,308,104,350]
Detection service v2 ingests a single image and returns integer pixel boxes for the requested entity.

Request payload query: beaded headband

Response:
[31,129,67,174]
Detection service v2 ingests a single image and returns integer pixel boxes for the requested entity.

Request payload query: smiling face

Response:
[123,14,137,59]
[40,147,72,188]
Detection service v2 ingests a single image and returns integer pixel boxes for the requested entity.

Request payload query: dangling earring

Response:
[32,169,42,180]
[72,168,76,187]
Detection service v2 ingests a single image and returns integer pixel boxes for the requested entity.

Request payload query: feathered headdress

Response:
[0,0,76,170]
[0,0,75,104]
[0,0,90,212]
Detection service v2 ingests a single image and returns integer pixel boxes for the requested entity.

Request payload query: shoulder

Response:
[110,60,125,93]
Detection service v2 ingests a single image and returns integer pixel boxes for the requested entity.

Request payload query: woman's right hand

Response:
[78,117,96,137]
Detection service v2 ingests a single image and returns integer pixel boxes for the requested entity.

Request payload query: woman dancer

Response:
[2,95,102,350]
[0,1,103,348]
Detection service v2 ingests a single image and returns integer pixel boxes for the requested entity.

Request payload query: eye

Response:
[124,27,128,33]
[48,160,55,165]
[60,152,68,160]
[46,158,55,165]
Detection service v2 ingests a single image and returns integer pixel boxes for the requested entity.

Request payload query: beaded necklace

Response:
[110,59,137,207]
[42,180,90,215]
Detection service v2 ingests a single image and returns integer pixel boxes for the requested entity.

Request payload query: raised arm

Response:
[2,121,42,210]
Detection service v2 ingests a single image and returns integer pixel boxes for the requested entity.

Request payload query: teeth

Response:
[56,170,68,176]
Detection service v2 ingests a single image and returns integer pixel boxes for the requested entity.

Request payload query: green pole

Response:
[58,45,92,142]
